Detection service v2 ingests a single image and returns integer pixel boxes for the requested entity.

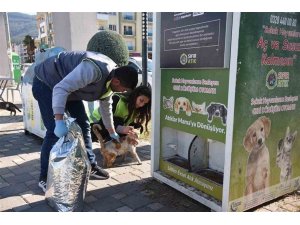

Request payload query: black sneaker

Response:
[90,165,110,179]
[38,179,47,193]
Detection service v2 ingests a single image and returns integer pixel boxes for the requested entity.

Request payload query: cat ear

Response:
[286,126,290,136]
[292,130,297,141]
[170,96,174,102]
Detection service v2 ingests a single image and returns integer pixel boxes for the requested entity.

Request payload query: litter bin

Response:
[22,47,65,138]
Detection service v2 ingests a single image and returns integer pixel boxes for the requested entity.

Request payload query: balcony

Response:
[122,13,135,21]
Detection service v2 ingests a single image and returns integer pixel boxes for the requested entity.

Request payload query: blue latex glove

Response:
[110,132,120,142]
[54,120,68,138]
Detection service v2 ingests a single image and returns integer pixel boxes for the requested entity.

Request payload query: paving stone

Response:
[0,196,28,211]
[24,202,54,212]
[90,185,120,200]
[89,196,123,212]
[254,207,272,212]
[12,158,26,165]
[0,183,29,198]
[88,179,110,189]
[121,193,153,209]
[13,204,32,212]
[84,195,98,203]
[130,169,144,176]
[3,173,33,184]
[25,180,36,186]
[21,193,45,204]
[0,167,11,175]
[1,173,14,178]
[116,205,133,212]
[105,177,121,186]
[113,173,140,183]
[147,202,164,211]
[134,206,155,212]
[281,203,300,212]
[9,164,32,174]
[0,182,9,189]
[112,192,127,200]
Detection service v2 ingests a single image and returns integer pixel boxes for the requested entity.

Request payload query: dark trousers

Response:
[32,76,96,180]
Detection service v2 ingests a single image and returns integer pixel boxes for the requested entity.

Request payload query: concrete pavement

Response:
[0,92,300,212]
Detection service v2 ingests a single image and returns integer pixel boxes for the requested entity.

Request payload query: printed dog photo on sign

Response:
[174,97,192,116]
[276,126,297,183]
[243,116,271,198]
[206,102,227,125]
[162,96,174,111]
[191,101,207,115]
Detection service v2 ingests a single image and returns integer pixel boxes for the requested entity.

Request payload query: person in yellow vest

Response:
[90,85,151,142]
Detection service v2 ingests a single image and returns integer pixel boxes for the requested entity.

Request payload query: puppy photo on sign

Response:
[206,102,227,125]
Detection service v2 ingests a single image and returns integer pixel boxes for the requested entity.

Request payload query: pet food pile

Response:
[45,117,91,212]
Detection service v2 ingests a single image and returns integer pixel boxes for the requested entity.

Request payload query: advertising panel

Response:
[160,12,227,68]
[159,68,229,200]
[228,12,300,211]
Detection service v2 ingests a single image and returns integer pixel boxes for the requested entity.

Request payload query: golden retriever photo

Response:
[243,116,271,196]
[174,97,192,116]
[92,124,142,168]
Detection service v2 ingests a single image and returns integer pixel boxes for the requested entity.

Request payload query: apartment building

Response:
[96,12,153,58]
[12,43,28,64]
[36,12,55,49]
[35,12,153,57]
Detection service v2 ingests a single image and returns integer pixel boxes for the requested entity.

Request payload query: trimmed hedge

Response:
[87,30,129,66]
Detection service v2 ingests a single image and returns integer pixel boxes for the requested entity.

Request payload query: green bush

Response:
[87,30,129,66]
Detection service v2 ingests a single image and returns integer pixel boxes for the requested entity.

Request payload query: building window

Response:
[123,12,134,20]
[98,25,105,31]
[40,26,45,34]
[148,42,152,51]
[109,24,116,31]
[148,27,153,37]
[126,41,135,51]
[124,26,133,35]
[97,12,116,16]
[148,12,153,22]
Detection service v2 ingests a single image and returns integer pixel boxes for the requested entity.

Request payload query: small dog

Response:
[92,124,142,168]
[206,103,227,125]
[276,126,297,183]
[174,97,192,116]
[0,101,21,116]
[243,116,271,196]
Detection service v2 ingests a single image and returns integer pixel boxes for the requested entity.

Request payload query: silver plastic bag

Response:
[45,117,91,212]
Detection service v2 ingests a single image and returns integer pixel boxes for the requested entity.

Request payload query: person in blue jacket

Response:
[32,51,138,192]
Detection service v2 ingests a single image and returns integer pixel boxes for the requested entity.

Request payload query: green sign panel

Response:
[229,12,300,211]
[160,68,229,143]
[11,52,21,82]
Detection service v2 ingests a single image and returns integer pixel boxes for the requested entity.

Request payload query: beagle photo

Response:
[174,97,192,116]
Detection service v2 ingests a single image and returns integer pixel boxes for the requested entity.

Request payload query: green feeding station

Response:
[152,12,300,211]
[11,52,21,83]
